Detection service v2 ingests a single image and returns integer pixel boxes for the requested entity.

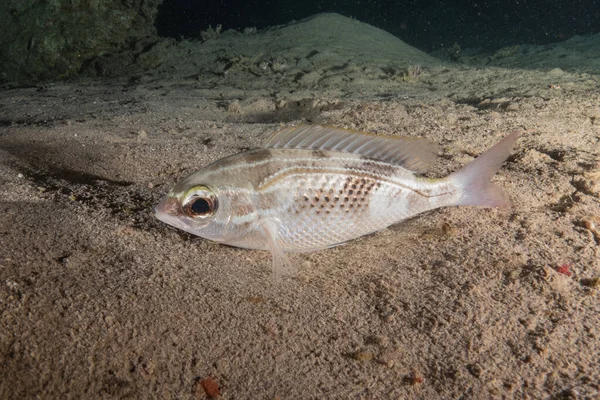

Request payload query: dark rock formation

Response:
[0,0,163,84]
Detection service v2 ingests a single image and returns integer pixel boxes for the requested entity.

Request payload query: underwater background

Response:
[157,0,600,51]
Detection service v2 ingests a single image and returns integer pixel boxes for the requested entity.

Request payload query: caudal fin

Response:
[449,132,519,208]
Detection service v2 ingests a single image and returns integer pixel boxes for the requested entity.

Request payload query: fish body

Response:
[156,125,519,276]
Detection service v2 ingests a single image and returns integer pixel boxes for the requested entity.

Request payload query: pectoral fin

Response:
[260,219,291,282]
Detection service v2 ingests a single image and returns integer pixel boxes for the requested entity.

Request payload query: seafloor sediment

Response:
[1,13,599,399]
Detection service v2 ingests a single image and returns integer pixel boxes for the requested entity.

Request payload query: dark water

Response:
[156,0,600,51]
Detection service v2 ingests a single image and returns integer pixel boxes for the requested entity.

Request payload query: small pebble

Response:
[581,277,600,288]
[580,216,599,231]
[195,377,220,398]
[404,369,424,385]
[366,335,389,347]
[468,363,483,377]
[351,350,374,362]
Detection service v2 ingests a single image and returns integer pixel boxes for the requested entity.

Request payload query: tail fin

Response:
[448,132,519,208]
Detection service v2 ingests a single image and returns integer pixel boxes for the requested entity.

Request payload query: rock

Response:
[0,0,162,83]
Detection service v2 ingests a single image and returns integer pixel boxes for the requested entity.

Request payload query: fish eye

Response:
[190,198,210,215]
[182,185,218,218]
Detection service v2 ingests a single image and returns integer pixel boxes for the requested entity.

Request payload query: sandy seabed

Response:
[1,13,599,400]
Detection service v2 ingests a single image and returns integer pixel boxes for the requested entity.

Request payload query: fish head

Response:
[155,166,257,243]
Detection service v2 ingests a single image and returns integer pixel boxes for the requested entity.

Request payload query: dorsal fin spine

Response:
[262,125,438,172]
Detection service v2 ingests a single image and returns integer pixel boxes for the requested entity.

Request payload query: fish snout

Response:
[155,196,181,217]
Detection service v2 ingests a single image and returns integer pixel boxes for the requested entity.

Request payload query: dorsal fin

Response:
[262,125,438,172]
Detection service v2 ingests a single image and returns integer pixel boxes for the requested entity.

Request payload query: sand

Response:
[1,13,599,399]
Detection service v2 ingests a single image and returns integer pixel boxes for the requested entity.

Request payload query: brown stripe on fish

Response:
[241,148,274,165]
[258,167,347,192]
[210,149,274,171]
[311,149,329,159]
[345,157,397,178]
[259,165,395,193]
[202,149,281,189]
[405,190,425,211]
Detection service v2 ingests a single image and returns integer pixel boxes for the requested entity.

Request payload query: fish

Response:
[155,125,519,279]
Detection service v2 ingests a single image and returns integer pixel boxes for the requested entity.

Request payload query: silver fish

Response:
[155,125,519,278]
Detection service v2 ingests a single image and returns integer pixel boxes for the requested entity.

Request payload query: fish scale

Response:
[258,157,423,251]
[155,125,519,278]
